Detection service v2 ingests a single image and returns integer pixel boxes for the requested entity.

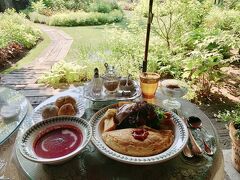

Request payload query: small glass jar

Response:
[102,63,119,94]
[91,68,103,98]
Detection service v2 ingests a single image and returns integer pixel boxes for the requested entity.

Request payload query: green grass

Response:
[57,25,110,62]
[56,15,130,62]
[2,31,51,74]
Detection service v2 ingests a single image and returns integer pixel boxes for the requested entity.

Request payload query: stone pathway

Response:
[0,24,73,108]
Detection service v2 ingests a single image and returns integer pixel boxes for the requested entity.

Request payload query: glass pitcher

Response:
[102,63,120,94]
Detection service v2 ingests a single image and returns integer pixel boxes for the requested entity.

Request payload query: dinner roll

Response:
[58,103,76,116]
[55,96,76,108]
[42,105,59,119]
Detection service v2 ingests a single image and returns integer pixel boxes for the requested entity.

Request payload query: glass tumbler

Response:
[140,72,160,99]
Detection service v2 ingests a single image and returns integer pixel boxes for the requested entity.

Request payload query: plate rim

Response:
[90,103,189,165]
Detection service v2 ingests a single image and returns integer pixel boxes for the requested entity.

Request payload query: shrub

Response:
[38,47,142,86]
[223,0,240,10]
[28,0,123,26]
[31,0,93,11]
[42,0,54,8]
[204,7,240,31]
[48,10,123,26]
[31,0,47,14]
[29,12,49,24]
[89,1,112,13]
[88,0,120,13]
[0,9,42,67]
[38,60,91,85]
[217,104,240,138]
[0,9,41,49]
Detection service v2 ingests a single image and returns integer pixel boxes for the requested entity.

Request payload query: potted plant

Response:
[218,104,240,172]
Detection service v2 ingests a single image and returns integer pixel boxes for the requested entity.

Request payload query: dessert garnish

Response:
[132,128,149,141]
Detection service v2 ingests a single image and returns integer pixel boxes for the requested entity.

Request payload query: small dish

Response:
[90,104,188,165]
[119,79,135,92]
[83,80,141,102]
[19,116,92,164]
[32,99,85,121]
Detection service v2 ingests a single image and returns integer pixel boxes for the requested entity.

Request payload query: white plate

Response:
[19,116,92,164]
[90,104,188,165]
[32,98,85,121]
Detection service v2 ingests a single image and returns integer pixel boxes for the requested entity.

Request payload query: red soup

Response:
[34,125,83,159]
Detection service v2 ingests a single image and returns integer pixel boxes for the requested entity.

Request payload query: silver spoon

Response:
[188,116,214,156]
[126,74,132,86]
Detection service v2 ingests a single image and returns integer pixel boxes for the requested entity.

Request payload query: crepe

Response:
[101,109,117,132]
[102,128,174,157]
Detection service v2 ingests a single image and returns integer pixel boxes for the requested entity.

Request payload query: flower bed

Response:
[0,9,41,69]
[29,9,123,26]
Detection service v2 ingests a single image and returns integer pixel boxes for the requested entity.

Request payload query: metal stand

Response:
[142,0,154,72]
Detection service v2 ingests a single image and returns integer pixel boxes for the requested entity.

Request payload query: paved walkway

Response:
[0,24,73,107]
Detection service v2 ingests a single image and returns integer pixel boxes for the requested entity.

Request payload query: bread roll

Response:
[58,103,76,116]
[55,96,76,108]
[42,105,59,119]
[102,128,174,157]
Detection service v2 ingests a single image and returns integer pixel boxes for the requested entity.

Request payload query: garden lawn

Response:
[38,23,130,85]
[2,31,51,73]
[57,25,110,62]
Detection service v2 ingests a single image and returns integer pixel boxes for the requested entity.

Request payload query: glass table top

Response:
[0,87,28,145]
[14,87,223,179]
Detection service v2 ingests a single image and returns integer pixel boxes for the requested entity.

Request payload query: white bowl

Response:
[19,116,92,164]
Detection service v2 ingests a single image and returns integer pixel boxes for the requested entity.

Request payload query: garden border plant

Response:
[27,0,124,26]
[217,104,240,172]
[0,9,42,71]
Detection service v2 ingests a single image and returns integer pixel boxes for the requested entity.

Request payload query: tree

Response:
[0,0,29,12]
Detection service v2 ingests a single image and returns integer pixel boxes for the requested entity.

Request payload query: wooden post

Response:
[142,0,154,72]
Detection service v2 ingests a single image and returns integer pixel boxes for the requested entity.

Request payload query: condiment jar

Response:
[91,68,103,98]
[102,63,119,94]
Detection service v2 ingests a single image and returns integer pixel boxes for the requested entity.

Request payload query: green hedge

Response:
[0,9,41,49]
[29,9,124,26]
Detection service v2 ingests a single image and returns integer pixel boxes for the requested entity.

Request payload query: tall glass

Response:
[140,72,160,99]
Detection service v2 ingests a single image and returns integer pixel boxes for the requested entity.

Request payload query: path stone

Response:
[0,24,73,106]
